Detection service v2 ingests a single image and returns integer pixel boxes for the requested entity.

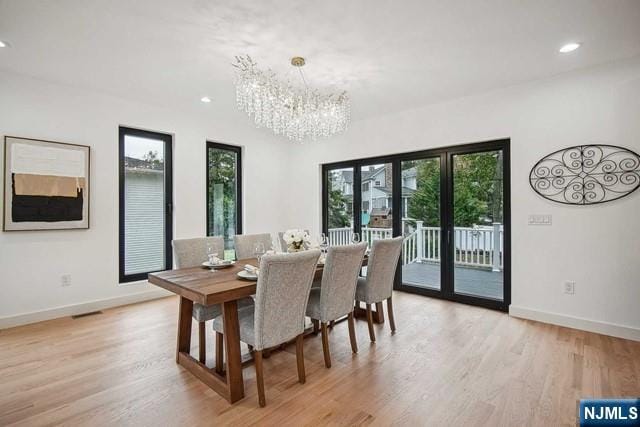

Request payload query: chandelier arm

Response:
[297,67,309,89]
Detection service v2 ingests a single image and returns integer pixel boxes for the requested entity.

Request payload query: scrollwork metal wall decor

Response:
[529,144,640,205]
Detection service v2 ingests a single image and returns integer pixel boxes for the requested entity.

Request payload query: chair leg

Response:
[254,350,266,407]
[321,322,331,368]
[366,304,376,342]
[347,312,358,354]
[387,296,396,333]
[329,320,335,329]
[215,332,224,374]
[375,302,385,323]
[198,321,206,364]
[295,334,305,384]
[312,319,320,334]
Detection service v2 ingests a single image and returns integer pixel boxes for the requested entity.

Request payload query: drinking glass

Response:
[319,233,329,255]
[254,242,266,264]
[351,232,361,244]
[206,243,218,271]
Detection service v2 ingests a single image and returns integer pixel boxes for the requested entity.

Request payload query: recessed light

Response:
[559,42,581,53]
[201,96,211,103]
[0,40,8,48]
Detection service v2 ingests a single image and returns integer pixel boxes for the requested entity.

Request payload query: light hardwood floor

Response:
[1,293,639,426]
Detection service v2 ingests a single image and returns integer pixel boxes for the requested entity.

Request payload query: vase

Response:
[287,242,304,252]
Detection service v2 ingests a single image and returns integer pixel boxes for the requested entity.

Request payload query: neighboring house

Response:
[361,165,416,219]
[331,165,417,224]
[123,156,165,274]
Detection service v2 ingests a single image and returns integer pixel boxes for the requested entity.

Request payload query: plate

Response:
[202,260,235,269]
[237,270,258,281]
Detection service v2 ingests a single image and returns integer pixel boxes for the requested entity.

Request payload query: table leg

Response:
[223,300,245,403]
[176,297,193,363]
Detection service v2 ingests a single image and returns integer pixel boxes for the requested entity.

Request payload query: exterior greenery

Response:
[407,151,503,227]
[207,147,238,248]
[328,186,352,228]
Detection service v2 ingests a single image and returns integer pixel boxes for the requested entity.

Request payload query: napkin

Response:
[243,265,259,275]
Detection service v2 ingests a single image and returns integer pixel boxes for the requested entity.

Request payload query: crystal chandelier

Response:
[233,55,350,141]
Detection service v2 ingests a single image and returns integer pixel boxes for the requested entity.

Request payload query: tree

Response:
[452,152,503,226]
[328,188,351,228]
[407,152,503,228]
[407,159,440,226]
[208,149,238,246]
[142,150,162,169]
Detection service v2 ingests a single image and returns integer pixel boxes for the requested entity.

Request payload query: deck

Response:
[402,261,504,300]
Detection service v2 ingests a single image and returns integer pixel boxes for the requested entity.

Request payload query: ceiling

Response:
[1,0,640,122]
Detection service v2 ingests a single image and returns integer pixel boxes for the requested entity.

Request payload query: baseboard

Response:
[0,288,173,330]
[509,305,640,342]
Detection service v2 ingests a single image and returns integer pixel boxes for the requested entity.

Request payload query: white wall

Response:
[0,71,291,326]
[286,57,640,339]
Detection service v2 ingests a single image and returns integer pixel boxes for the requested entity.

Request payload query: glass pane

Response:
[361,163,393,248]
[327,167,354,246]
[207,146,238,261]
[123,135,166,275]
[400,158,441,290]
[452,150,504,300]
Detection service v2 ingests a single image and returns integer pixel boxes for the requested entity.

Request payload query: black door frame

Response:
[321,138,511,312]
[118,126,173,283]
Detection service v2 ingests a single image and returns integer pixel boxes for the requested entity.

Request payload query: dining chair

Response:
[277,229,309,252]
[355,236,403,342]
[233,233,273,260]
[172,237,253,369]
[212,250,320,407]
[306,243,367,368]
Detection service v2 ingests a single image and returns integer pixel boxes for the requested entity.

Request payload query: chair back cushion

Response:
[172,236,224,268]
[363,236,403,302]
[254,250,320,350]
[318,243,367,321]
[233,233,273,260]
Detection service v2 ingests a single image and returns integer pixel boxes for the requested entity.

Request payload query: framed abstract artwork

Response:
[3,136,90,231]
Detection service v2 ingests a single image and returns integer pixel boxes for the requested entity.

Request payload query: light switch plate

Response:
[528,214,552,225]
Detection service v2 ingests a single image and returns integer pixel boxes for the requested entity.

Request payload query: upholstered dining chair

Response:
[355,236,403,342]
[172,237,253,369]
[306,243,367,368]
[212,250,320,407]
[233,233,273,260]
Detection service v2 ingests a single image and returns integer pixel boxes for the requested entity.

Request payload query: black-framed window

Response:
[206,142,242,259]
[119,127,173,283]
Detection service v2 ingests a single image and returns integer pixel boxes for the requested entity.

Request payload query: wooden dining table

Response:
[148,256,377,404]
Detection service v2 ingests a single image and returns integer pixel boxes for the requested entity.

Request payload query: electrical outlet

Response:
[528,214,552,225]
[563,281,575,295]
[61,274,72,287]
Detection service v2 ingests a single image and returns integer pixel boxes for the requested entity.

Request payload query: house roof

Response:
[375,186,416,197]
[124,156,164,173]
[402,167,417,178]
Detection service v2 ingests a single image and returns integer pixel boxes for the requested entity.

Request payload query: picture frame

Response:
[3,136,90,231]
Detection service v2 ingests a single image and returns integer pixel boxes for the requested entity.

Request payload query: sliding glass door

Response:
[451,148,505,302]
[400,157,442,291]
[322,139,510,311]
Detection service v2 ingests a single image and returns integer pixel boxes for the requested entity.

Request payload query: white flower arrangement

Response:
[283,229,311,252]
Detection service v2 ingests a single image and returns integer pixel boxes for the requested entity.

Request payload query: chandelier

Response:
[233,55,350,141]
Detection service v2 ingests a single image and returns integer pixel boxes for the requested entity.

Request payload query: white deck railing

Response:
[328,222,503,271]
